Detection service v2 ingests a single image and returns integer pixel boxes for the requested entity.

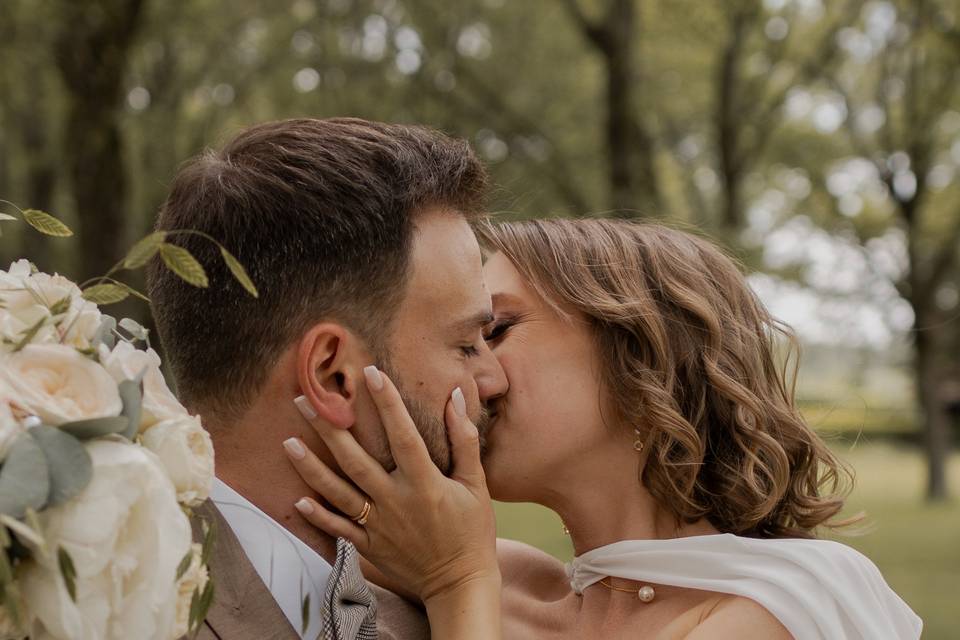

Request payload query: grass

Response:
[494,441,960,639]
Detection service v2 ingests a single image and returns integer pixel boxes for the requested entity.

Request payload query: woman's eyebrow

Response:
[491,292,526,308]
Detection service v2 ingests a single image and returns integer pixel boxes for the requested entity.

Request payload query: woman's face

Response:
[481,252,612,501]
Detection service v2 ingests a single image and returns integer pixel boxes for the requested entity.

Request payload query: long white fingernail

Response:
[294,395,317,419]
[452,387,466,417]
[295,498,314,514]
[283,437,306,459]
[363,366,384,392]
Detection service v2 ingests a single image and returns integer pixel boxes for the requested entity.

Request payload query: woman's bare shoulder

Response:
[496,538,568,592]
[685,595,792,640]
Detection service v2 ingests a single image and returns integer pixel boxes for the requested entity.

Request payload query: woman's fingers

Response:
[445,388,487,490]
[293,496,369,554]
[293,395,389,498]
[362,366,436,480]
[283,437,369,520]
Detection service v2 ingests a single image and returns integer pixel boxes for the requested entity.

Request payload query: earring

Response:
[633,428,644,452]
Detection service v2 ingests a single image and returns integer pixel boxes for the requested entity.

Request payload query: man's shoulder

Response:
[369,582,430,640]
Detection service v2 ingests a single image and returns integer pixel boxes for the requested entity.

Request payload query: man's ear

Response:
[296,323,359,430]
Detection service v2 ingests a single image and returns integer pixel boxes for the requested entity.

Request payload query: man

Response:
[147,118,508,639]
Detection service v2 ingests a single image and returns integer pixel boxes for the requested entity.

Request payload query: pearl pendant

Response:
[637,585,656,602]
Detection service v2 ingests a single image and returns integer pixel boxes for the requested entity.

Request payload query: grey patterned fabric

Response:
[321,538,378,640]
[320,538,431,640]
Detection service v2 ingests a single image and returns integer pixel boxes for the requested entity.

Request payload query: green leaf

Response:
[301,593,311,635]
[22,209,73,237]
[175,550,194,582]
[188,586,202,633]
[81,283,130,305]
[48,296,72,316]
[119,378,144,440]
[159,243,208,288]
[219,247,258,298]
[195,580,215,629]
[0,434,49,518]
[58,546,78,602]
[123,231,167,269]
[28,426,92,507]
[58,416,129,440]
[13,316,46,352]
[200,518,216,566]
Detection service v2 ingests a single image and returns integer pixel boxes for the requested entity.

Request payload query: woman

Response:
[286,219,922,639]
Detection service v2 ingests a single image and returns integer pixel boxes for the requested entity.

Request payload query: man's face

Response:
[355,208,508,474]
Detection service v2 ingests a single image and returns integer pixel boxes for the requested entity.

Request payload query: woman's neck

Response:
[533,450,718,556]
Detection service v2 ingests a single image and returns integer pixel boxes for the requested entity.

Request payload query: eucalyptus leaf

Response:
[81,283,130,306]
[119,378,144,440]
[13,316,46,352]
[0,434,49,518]
[175,550,194,583]
[123,231,167,269]
[219,247,259,298]
[29,427,92,507]
[58,416,129,440]
[22,209,73,237]
[48,296,72,316]
[58,546,78,602]
[118,317,149,342]
[160,243,208,288]
[92,316,117,351]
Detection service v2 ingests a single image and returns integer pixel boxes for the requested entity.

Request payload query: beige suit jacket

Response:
[185,501,429,640]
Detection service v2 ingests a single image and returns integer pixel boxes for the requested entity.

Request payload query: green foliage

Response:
[159,243,208,288]
[57,546,78,602]
[123,231,167,269]
[82,283,131,305]
[0,434,49,519]
[22,209,73,237]
[220,247,258,298]
[28,426,92,508]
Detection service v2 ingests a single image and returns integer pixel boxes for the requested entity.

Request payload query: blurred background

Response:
[1,0,958,635]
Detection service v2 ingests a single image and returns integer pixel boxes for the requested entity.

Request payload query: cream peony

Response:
[0,344,121,426]
[98,341,189,429]
[20,439,191,640]
[0,380,24,461]
[140,415,214,506]
[0,259,102,351]
[173,543,209,638]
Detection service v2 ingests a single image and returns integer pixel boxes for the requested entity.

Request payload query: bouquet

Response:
[0,205,254,639]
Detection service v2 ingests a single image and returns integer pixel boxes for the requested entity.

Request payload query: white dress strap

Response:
[565,534,921,640]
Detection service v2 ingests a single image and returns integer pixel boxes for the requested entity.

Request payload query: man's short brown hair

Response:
[147,118,487,417]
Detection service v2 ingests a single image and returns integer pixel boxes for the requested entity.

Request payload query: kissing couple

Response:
[148,118,921,639]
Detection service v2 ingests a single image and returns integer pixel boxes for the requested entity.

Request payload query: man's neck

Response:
[208,402,340,563]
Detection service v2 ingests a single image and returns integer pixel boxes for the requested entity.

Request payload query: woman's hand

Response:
[285,366,500,607]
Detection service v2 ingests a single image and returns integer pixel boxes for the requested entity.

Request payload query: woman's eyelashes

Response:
[483,315,519,343]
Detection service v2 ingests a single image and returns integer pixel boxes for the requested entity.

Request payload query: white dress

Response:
[565,534,921,640]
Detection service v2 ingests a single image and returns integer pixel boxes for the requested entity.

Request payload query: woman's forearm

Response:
[423,574,503,640]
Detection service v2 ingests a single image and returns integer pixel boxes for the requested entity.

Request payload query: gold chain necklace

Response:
[598,578,657,603]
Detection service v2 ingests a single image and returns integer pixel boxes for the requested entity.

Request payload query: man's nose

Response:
[476,342,508,402]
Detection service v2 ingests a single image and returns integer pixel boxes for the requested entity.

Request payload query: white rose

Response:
[98,341,188,429]
[140,415,214,507]
[0,261,101,351]
[0,344,121,426]
[173,543,209,638]
[21,439,192,640]
[0,379,24,462]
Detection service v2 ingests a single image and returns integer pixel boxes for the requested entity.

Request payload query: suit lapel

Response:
[192,501,300,640]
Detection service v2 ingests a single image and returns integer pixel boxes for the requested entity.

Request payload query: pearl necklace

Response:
[598,578,656,603]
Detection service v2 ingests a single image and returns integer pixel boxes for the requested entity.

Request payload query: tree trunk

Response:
[914,321,950,500]
[53,0,145,282]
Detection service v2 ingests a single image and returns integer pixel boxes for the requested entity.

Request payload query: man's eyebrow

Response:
[491,292,525,307]
[450,309,495,333]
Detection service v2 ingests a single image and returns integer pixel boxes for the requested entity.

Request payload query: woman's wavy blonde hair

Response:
[479,218,853,539]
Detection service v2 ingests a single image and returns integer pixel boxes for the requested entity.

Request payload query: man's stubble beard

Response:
[377,361,491,476]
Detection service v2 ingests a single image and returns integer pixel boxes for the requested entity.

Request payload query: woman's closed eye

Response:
[483,316,518,344]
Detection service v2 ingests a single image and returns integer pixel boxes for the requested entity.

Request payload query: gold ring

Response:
[351,500,371,526]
